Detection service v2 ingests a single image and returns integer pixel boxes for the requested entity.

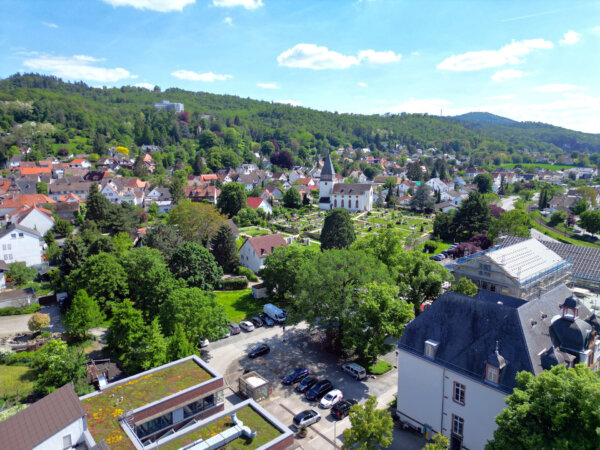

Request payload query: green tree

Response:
[112,231,133,256]
[198,130,220,150]
[35,181,48,194]
[28,312,50,333]
[294,249,391,345]
[410,184,434,212]
[145,221,183,261]
[579,210,600,235]
[170,242,223,290]
[488,209,531,242]
[321,208,356,250]
[549,210,568,227]
[351,228,405,269]
[538,184,552,210]
[148,201,159,218]
[424,433,450,450]
[160,287,228,342]
[487,364,600,450]
[169,175,186,205]
[33,339,87,395]
[88,235,116,255]
[210,224,239,272]
[453,191,491,240]
[433,211,456,241]
[572,198,588,215]
[59,235,87,275]
[192,152,205,175]
[283,187,302,209]
[217,182,247,218]
[474,173,493,194]
[106,299,146,356]
[168,200,226,246]
[167,323,196,361]
[450,277,478,296]
[52,218,74,236]
[122,318,167,373]
[342,282,414,360]
[342,396,393,450]
[86,182,110,223]
[63,289,104,340]
[6,262,37,285]
[576,186,598,207]
[261,245,316,299]
[395,252,452,316]
[67,253,129,310]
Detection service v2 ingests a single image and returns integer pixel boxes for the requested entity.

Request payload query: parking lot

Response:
[204,323,426,449]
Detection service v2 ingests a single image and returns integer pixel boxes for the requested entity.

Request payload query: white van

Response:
[341,362,367,380]
[263,303,286,323]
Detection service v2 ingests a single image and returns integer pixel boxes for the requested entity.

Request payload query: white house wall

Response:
[32,417,86,450]
[19,209,54,236]
[239,242,265,274]
[0,231,43,267]
[397,350,507,450]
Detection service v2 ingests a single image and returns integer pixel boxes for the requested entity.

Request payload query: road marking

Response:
[279,403,337,447]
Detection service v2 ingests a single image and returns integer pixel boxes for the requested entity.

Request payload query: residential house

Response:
[18,167,52,178]
[396,284,600,450]
[0,194,55,221]
[464,167,485,181]
[0,224,43,266]
[434,201,459,213]
[426,177,450,193]
[69,158,91,169]
[235,163,259,175]
[288,169,305,184]
[440,190,464,206]
[153,99,184,113]
[348,171,368,183]
[144,188,173,213]
[0,287,36,309]
[452,239,571,300]
[247,197,273,215]
[8,205,54,236]
[239,233,287,273]
[270,172,288,183]
[545,196,578,214]
[48,179,92,201]
[183,185,220,204]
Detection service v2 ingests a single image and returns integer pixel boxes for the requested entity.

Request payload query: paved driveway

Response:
[0,303,64,337]
[204,323,426,449]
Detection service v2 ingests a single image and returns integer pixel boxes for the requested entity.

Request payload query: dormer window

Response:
[424,339,439,359]
[561,296,578,322]
[485,364,499,383]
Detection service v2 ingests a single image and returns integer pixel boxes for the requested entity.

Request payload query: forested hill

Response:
[1,74,599,164]
[453,112,517,125]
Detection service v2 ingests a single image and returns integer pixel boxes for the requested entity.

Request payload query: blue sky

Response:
[1,0,599,132]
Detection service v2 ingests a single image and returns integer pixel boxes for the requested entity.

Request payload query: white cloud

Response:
[559,30,581,45]
[135,82,155,89]
[224,16,233,25]
[277,44,401,70]
[485,94,517,100]
[358,82,367,87]
[357,49,402,64]
[276,100,302,106]
[23,54,134,82]
[531,83,584,93]
[437,38,553,71]
[491,69,528,82]
[42,22,58,28]
[101,0,195,12]
[212,0,263,9]
[171,70,232,82]
[595,26,600,31]
[257,82,279,89]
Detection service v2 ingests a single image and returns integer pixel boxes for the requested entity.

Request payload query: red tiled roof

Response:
[0,384,86,450]
[0,194,55,209]
[19,167,51,175]
[245,233,287,257]
[70,158,86,164]
[247,197,265,210]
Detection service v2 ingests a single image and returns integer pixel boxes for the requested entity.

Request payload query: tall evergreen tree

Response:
[64,289,104,340]
[210,224,238,272]
[86,182,110,223]
[453,191,491,239]
[167,323,196,361]
[321,208,356,250]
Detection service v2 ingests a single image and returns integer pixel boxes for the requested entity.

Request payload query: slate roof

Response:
[0,384,86,450]
[500,235,600,284]
[321,154,335,181]
[331,183,372,195]
[400,284,600,393]
[0,223,42,238]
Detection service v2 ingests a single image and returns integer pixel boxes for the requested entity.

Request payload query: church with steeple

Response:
[318,154,373,211]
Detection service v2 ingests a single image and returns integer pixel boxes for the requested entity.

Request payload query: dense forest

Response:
[1,73,599,172]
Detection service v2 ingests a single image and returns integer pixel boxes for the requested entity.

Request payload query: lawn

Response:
[500,163,577,171]
[213,289,263,323]
[529,211,600,248]
[239,227,270,237]
[357,359,393,375]
[0,365,36,401]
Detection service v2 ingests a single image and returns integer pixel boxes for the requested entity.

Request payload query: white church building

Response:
[318,154,373,211]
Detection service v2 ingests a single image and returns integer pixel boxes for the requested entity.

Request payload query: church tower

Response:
[319,153,335,210]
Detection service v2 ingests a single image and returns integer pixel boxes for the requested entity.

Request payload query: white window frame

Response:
[453,382,466,405]
[452,415,464,437]
[486,364,499,383]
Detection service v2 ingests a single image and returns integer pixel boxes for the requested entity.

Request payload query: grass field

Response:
[500,163,577,171]
[239,226,270,237]
[213,289,263,323]
[529,211,600,248]
[0,365,36,400]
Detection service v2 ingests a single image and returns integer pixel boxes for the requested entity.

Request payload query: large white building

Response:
[153,99,184,113]
[239,233,288,274]
[396,284,600,449]
[318,154,373,211]
[0,224,43,267]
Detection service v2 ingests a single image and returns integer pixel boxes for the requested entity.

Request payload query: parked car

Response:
[293,409,321,428]
[341,362,367,380]
[263,303,286,323]
[228,323,241,335]
[259,313,275,327]
[295,375,318,393]
[283,368,310,385]
[251,316,264,328]
[319,389,343,409]
[331,399,357,420]
[240,321,255,332]
[198,337,209,348]
[248,344,270,359]
[305,380,333,401]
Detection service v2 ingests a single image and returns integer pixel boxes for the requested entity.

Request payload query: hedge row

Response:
[0,303,41,316]
[221,277,249,290]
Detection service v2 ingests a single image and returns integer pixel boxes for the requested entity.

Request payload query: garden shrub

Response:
[235,266,258,282]
[222,277,249,290]
[0,304,41,316]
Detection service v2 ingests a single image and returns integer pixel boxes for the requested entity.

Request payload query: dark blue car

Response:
[282,367,310,385]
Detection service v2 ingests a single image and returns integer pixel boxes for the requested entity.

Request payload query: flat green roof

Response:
[82,358,213,449]
[160,405,282,450]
